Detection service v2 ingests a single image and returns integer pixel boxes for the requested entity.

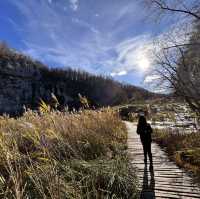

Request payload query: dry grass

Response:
[0,108,138,198]
[153,128,200,179]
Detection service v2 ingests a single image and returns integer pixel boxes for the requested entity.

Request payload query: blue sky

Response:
[0,0,172,88]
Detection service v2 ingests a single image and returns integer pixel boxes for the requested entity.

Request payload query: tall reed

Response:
[0,108,138,198]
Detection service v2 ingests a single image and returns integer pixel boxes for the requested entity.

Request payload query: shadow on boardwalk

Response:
[140,165,155,199]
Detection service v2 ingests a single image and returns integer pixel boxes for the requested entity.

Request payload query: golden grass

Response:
[153,128,200,179]
[0,108,138,198]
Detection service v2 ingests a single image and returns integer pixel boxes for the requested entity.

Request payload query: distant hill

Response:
[0,43,160,115]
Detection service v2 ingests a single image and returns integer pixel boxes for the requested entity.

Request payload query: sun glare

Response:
[138,56,150,72]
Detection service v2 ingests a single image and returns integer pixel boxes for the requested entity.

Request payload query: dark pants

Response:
[142,141,152,163]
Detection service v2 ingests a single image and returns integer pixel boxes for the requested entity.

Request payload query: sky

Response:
[0,0,174,89]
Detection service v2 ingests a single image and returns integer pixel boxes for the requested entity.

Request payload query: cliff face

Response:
[0,53,74,115]
[0,45,158,115]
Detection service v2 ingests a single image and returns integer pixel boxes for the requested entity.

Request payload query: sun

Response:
[137,56,150,72]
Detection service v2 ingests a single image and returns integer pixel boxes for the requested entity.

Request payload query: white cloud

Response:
[143,74,170,93]
[69,0,79,11]
[48,0,52,4]
[109,35,154,75]
[110,70,127,77]
[154,88,168,94]
[144,74,160,84]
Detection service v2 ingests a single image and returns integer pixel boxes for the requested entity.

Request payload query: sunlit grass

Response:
[153,128,200,178]
[0,108,138,198]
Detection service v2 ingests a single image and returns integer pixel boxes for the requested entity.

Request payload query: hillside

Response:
[0,43,158,115]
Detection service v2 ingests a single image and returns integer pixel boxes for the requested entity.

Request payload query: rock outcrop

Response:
[0,51,74,115]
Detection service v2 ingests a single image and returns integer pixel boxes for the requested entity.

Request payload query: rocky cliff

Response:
[0,48,76,115]
[0,45,158,115]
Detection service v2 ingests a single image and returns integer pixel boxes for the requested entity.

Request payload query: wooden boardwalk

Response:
[126,122,200,199]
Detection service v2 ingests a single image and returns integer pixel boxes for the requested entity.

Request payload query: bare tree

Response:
[141,0,200,115]
[153,37,200,114]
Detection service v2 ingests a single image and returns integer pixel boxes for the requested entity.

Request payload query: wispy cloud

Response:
[113,35,153,74]
[72,18,99,34]
[6,0,188,90]
[69,0,79,11]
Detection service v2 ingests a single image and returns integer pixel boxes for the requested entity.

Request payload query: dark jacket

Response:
[137,123,153,143]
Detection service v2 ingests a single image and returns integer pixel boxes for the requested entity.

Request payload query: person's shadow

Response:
[140,164,155,199]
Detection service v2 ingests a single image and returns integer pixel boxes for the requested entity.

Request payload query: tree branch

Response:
[152,0,200,20]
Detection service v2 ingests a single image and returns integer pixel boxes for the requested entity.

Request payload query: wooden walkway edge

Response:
[126,121,200,199]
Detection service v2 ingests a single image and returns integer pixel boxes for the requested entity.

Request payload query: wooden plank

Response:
[155,188,200,198]
[139,185,200,196]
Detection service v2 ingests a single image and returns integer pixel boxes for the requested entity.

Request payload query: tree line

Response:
[0,42,158,111]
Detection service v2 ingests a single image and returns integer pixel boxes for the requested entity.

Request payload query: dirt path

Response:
[125,121,200,199]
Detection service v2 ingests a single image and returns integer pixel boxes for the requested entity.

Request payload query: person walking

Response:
[137,114,153,170]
